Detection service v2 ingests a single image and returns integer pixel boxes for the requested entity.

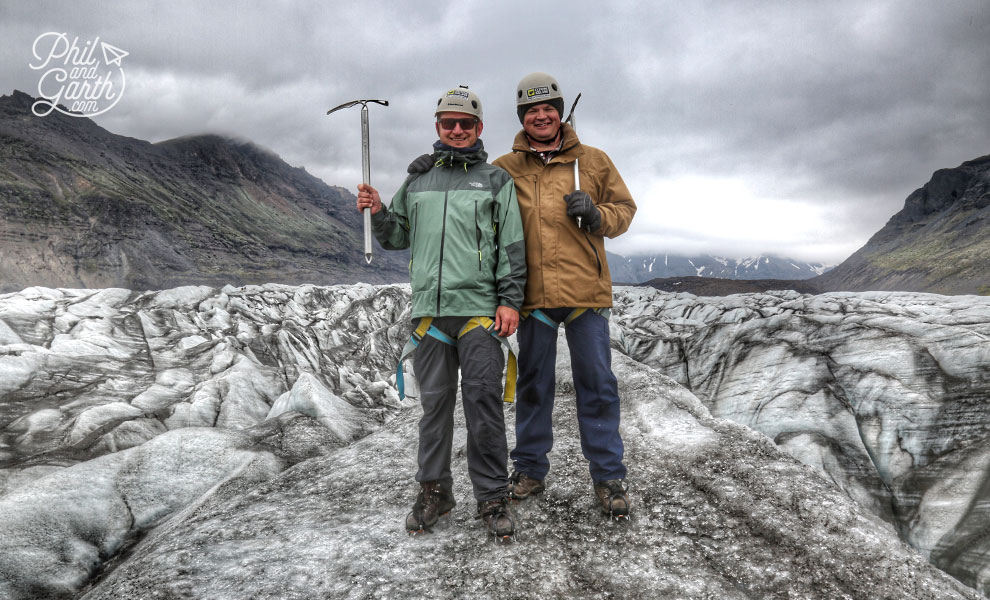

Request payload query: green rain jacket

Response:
[371,141,526,319]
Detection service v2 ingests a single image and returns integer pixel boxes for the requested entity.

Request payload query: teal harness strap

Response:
[528,309,559,329]
[425,325,456,346]
[524,307,611,329]
[396,317,439,400]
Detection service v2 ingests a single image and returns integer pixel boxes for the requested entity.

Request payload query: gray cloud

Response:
[2,0,987,264]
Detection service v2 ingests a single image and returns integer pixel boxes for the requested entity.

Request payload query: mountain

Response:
[0,90,408,292]
[608,252,832,284]
[814,155,990,295]
[1,283,987,598]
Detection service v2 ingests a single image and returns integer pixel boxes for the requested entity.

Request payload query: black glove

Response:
[564,191,601,232]
[407,153,434,174]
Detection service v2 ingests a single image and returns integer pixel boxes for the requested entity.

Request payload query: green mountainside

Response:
[0,90,407,292]
[814,155,990,295]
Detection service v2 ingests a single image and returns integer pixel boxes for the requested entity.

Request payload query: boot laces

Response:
[418,482,445,508]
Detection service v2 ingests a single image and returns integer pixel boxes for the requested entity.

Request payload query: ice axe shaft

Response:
[359,106,372,262]
[327,99,389,264]
[565,93,583,230]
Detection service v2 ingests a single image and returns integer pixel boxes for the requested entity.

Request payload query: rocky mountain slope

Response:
[0,90,408,293]
[1,284,989,597]
[815,155,990,295]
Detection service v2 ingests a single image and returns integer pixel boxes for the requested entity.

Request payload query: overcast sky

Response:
[3,1,988,263]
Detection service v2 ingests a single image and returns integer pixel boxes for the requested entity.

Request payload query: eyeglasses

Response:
[438,117,478,131]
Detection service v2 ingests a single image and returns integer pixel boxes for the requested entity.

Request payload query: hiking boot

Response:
[508,471,545,500]
[405,480,456,534]
[476,496,516,541]
[594,479,630,520]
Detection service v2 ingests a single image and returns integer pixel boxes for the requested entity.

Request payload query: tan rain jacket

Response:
[494,124,636,310]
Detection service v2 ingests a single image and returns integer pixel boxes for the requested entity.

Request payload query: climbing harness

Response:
[521,307,611,329]
[396,316,518,403]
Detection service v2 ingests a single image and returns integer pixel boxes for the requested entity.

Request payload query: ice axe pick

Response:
[327,98,389,263]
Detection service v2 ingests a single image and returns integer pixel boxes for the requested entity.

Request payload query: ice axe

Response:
[564,93,583,230]
[327,98,389,264]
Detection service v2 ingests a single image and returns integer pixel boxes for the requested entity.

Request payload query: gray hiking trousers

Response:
[414,316,509,502]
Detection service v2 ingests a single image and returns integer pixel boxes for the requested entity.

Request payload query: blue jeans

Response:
[510,308,626,483]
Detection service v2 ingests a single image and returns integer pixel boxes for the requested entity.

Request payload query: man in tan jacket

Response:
[494,72,637,519]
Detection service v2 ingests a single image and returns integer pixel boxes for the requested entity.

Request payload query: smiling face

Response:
[435,111,482,148]
[522,103,561,144]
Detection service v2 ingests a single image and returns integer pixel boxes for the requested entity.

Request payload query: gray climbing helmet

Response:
[435,85,483,120]
[516,72,565,123]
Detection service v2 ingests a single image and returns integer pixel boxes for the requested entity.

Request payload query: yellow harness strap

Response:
[457,316,518,404]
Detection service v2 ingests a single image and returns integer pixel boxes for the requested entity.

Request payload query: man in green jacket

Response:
[356,86,526,541]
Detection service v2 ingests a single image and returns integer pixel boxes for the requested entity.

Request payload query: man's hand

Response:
[407,153,433,174]
[564,191,602,232]
[494,305,519,337]
[356,183,382,215]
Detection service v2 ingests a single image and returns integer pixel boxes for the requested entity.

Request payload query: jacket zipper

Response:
[436,166,452,313]
[409,204,419,270]
[475,200,482,270]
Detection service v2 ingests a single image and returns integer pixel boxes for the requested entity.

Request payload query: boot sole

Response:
[406,508,454,535]
[596,497,631,521]
[509,487,545,501]
[480,509,516,540]
[600,503,631,522]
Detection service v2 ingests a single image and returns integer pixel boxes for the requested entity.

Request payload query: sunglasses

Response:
[438,117,478,131]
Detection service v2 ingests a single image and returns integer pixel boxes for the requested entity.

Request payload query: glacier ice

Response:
[1,283,989,599]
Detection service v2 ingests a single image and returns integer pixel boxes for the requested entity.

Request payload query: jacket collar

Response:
[432,139,488,167]
[511,123,582,157]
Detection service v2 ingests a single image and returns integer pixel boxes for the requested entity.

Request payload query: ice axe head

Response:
[326,99,389,115]
[327,98,389,264]
[326,98,390,184]
[564,93,582,126]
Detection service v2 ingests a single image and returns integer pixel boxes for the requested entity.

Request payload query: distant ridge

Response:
[621,276,823,296]
[607,252,831,283]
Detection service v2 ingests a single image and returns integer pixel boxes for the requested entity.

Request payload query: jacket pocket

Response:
[473,194,497,275]
[583,233,603,278]
[409,203,420,269]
